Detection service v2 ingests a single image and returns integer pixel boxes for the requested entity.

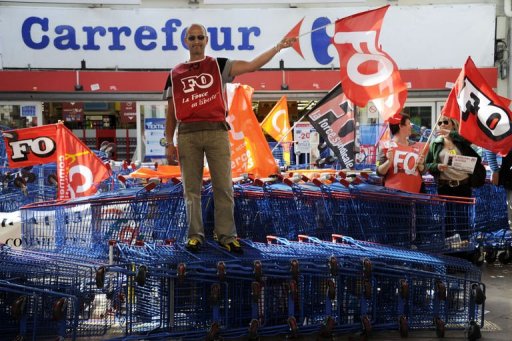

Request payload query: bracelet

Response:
[165,142,174,147]
[273,43,281,53]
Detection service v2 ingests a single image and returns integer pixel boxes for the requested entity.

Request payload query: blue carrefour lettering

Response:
[54,25,80,50]
[21,16,260,53]
[311,17,334,66]
[22,16,50,49]
[161,19,181,51]
[209,27,235,51]
[135,26,157,50]
[108,27,131,50]
[83,26,107,50]
[238,27,259,50]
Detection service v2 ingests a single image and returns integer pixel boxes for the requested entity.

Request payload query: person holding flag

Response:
[163,23,295,253]
[425,116,485,198]
[376,113,426,193]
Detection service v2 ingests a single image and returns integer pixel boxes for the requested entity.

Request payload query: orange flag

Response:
[260,96,292,143]
[227,85,279,178]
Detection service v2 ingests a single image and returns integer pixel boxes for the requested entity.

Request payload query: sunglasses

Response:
[187,35,205,41]
[437,120,451,126]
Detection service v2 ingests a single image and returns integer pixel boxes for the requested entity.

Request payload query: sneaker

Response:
[186,238,202,252]
[219,239,243,254]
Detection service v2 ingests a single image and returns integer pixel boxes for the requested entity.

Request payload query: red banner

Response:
[3,123,110,199]
[443,57,512,155]
[333,5,407,120]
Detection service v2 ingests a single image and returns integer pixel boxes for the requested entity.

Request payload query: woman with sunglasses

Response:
[376,113,426,193]
[425,115,485,247]
[425,116,484,197]
[163,23,295,254]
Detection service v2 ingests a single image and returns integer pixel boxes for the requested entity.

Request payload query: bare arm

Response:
[229,37,296,77]
[165,100,178,165]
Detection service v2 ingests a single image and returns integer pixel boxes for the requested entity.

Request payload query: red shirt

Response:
[171,56,227,122]
[382,142,423,193]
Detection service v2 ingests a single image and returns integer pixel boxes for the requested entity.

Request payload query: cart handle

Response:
[266,235,291,245]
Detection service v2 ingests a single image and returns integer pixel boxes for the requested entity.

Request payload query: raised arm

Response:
[229,37,296,77]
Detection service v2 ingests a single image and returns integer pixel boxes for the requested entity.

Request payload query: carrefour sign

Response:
[0,5,494,69]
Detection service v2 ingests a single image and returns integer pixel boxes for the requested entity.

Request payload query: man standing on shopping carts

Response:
[486,150,512,230]
[163,23,295,253]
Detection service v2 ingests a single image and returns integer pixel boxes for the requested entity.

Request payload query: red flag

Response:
[3,125,58,167]
[56,124,110,199]
[3,123,110,199]
[227,85,279,177]
[333,5,407,120]
[443,57,512,155]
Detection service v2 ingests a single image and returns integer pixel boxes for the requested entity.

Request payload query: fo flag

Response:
[333,5,407,121]
[443,57,512,155]
[306,82,355,169]
[3,123,110,199]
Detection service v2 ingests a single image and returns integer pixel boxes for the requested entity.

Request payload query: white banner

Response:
[0,4,495,69]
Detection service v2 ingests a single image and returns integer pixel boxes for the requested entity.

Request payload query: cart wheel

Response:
[13,176,26,189]
[471,283,486,305]
[361,315,372,336]
[11,296,27,320]
[363,258,372,278]
[400,279,409,300]
[498,247,512,264]
[135,265,147,286]
[289,279,298,298]
[435,281,447,301]
[467,320,482,341]
[95,266,106,289]
[473,247,485,266]
[217,261,226,281]
[52,298,68,321]
[485,249,498,264]
[177,263,186,280]
[210,283,221,305]
[287,316,298,338]
[363,279,372,299]
[24,172,36,183]
[253,260,263,282]
[328,256,338,277]
[206,322,222,341]
[435,317,445,338]
[320,315,335,337]
[248,319,260,340]
[47,173,58,186]
[252,281,261,303]
[399,315,409,338]
[290,259,299,280]
[326,278,336,300]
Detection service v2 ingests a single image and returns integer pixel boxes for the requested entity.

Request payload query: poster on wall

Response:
[120,102,137,124]
[62,102,84,122]
[144,118,166,159]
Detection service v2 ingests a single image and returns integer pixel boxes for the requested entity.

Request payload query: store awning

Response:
[0,67,498,101]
